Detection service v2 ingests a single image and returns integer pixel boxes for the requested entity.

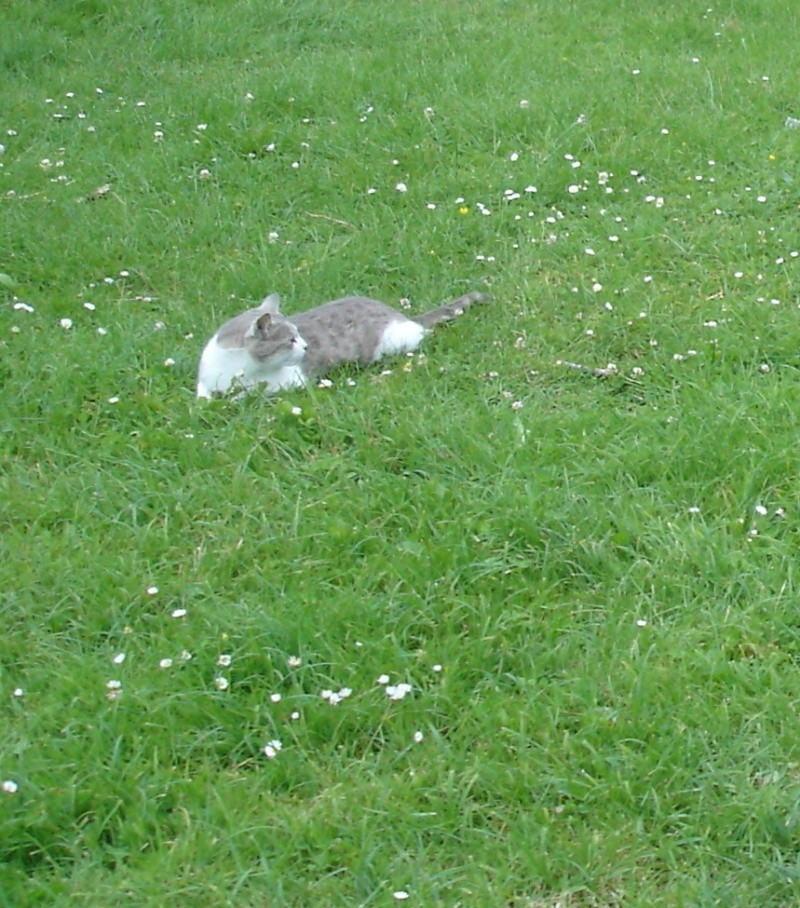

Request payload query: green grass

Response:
[4,0,800,903]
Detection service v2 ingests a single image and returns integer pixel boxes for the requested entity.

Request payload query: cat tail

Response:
[414,291,491,329]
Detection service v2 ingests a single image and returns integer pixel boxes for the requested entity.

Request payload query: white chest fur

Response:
[196,335,307,398]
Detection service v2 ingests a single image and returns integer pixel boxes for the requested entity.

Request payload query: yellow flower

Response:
[769,153,776,160]
[458,206,469,215]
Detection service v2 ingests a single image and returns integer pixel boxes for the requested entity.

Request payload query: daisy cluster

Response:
[476,121,795,383]
[263,102,796,391]
[4,62,797,401]
[85,588,439,771]
[2,88,206,355]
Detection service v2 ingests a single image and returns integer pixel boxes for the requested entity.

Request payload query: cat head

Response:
[243,296,307,366]
[198,294,309,398]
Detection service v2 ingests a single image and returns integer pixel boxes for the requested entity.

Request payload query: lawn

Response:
[3,0,800,904]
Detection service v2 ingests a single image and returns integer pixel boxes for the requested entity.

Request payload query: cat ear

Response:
[245,311,272,340]
[259,292,281,313]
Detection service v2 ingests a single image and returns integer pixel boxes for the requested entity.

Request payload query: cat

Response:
[196,290,490,398]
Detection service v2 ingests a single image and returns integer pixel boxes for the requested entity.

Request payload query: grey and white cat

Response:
[196,290,490,398]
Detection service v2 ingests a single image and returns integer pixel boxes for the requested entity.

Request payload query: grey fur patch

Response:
[215,293,282,349]
[290,297,407,374]
[216,306,267,349]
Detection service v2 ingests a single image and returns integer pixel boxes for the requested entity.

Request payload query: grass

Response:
[3,0,800,903]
